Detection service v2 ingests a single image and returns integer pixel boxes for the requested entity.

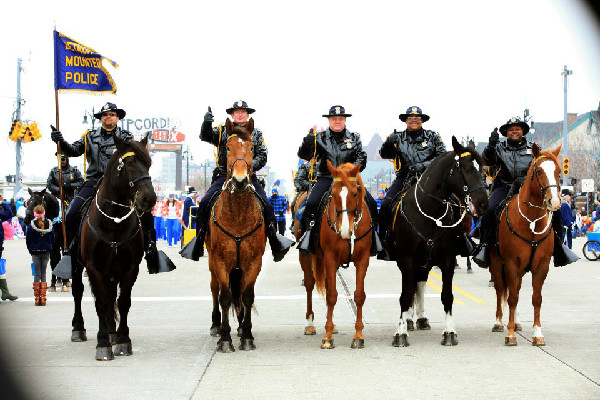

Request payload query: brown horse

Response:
[207,118,267,353]
[490,144,561,346]
[311,161,372,349]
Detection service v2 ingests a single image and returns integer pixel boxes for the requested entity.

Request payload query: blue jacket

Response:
[25,219,55,254]
[269,195,288,222]
[0,202,13,247]
[182,196,195,228]
[560,202,574,227]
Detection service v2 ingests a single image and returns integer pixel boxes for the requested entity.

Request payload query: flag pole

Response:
[55,89,67,249]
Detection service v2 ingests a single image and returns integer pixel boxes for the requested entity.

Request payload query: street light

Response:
[82,107,96,130]
[182,146,193,186]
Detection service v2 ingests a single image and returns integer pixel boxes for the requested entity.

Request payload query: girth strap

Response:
[85,216,141,256]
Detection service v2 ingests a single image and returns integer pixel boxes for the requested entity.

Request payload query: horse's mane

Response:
[105,138,152,173]
[229,125,252,142]
[337,163,365,200]
[425,147,484,176]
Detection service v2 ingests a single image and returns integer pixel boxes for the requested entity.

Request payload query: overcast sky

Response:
[1,0,599,184]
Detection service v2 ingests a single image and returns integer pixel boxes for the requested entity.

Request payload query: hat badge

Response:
[103,104,110,111]
[335,106,341,115]
[412,107,418,113]
[237,101,244,107]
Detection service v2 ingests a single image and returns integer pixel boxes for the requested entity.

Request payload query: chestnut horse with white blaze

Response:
[490,144,562,346]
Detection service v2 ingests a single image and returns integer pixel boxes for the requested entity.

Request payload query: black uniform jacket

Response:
[46,164,83,200]
[482,139,533,189]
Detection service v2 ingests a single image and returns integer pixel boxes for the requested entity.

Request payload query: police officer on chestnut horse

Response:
[473,117,578,268]
[50,102,165,273]
[192,100,294,262]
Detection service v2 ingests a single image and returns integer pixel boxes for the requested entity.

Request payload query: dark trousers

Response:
[196,175,275,230]
[378,177,405,232]
[479,186,510,243]
[276,220,286,235]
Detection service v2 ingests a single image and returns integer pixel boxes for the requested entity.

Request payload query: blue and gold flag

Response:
[53,30,118,94]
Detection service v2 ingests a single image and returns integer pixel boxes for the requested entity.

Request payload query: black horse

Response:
[25,189,68,291]
[72,133,156,360]
[390,137,488,347]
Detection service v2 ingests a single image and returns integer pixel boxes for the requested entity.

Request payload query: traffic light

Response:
[8,121,23,141]
[28,122,41,141]
[562,157,570,176]
[23,126,33,143]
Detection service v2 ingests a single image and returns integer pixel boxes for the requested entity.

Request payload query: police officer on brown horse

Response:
[193,100,294,262]
[473,117,578,268]
[50,102,162,273]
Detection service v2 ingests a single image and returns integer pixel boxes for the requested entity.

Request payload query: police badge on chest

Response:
[344,139,352,149]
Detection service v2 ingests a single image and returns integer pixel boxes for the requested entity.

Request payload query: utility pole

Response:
[14,58,23,199]
[562,65,573,187]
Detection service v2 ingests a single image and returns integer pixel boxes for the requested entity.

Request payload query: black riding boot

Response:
[191,223,207,261]
[552,232,579,267]
[376,217,395,261]
[143,228,160,274]
[267,222,294,262]
[472,226,491,269]
[297,212,315,255]
[456,231,475,258]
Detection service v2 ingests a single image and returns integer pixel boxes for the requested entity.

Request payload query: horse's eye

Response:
[226,146,231,152]
[536,170,542,176]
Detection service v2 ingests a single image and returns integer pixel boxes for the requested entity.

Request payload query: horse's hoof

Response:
[114,341,133,356]
[237,327,243,337]
[505,336,517,346]
[321,338,335,349]
[515,323,523,332]
[95,346,114,361]
[532,336,546,346]
[61,285,69,292]
[217,340,235,353]
[441,332,458,346]
[350,339,364,349]
[66,281,71,287]
[406,319,414,331]
[492,324,504,332]
[239,338,256,351]
[48,286,56,292]
[416,318,431,330]
[304,326,316,335]
[71,330,87,342]
[209,327,220,337]
[109,333,117,345]
[392,334,409,347]
[467,269,474,274]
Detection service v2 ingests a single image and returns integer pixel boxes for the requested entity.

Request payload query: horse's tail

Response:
[229,268,242,317]
[311,255,326,296]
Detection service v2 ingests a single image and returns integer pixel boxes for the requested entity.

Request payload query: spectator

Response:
[164,195,181,247]
[26,205,54,306]
[16,200,27,233]
[375,189,385,212]
[182,187,199,229]
[269,188,288,236]
[0,194,18,301]
[574,210,583,237]
[560,192,574,249]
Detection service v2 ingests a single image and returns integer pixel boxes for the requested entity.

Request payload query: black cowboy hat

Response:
[226,100,255,115]
[94,102,126,119]
[399,106,430,122]
[187,186,197,194]
[499,117,530,136]
[322,105,352,118]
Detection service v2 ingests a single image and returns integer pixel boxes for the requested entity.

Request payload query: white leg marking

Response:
[340,187,350,238]
[533,325,544,338]
[415,281,427,319]
[306,315,314,328]
[396,311,410,336]
[444,312,456,334]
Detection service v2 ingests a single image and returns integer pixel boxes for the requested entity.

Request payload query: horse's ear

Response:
[532,142,541,158]
[351,163,361,175]
[451,136,463,154]
[112,133,126,153]
[226,118,233,133]
[140,132,150,147]
[552,144,562,158]
[246,118,254,134]
[40,188,46,196]
[28,188,33,195]
[326,160,337,177]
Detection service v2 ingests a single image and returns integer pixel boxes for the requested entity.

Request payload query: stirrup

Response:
[472,244,489,269]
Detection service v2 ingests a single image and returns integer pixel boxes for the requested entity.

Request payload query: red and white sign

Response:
[151,129,185,143]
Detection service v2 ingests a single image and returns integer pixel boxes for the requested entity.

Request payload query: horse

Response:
[490,144,561,346]
[310,160,372,349]
[389,137,488,347]
[75,133,156,360]
[25,189,67,291]
[206,118,267,353]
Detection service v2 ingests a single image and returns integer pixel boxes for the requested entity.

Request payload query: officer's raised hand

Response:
[489,127,499,147]
[204,106,214,123]
[50,125,63,143]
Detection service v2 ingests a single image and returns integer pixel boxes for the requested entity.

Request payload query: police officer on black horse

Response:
[50,102,164,273]
[192,100,294,262]
[472,117,578,268]
[296,105,381,254]
[47,153,83,203]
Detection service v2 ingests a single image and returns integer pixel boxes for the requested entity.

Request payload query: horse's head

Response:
[529,144,562,211]
[25,188,47,225]
[111,133,157,213]
[225,118,254,192]
[450,136,488,217]
[326,160,363,239]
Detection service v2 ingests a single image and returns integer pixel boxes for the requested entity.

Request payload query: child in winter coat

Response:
[25,205,54,306]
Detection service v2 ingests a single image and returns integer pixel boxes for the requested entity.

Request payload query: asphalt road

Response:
[0,232,599,400]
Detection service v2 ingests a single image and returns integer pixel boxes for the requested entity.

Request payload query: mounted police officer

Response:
[193,100,294,262]
[294,158,314,194]
[473,117,578,268]
[297,105,381,254]
[377,106,447,261]
[46,153,83,203]
[50,102,161,273]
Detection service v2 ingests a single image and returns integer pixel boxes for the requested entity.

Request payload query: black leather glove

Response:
[63,182,72,191]
[50,125,63,143]
[204,106,214,123]
[489,127,500,147]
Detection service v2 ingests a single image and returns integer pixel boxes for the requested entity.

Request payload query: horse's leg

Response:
[209,268,221,337]
[350,256,368,349]
[490,250,506,332]
[114,274,135,356]
[71,262,87,342]
[301,254,316,335]
[93,279,114,361]
[49,246,60,290]
[107,280,118,346]
[393,260,414,347]
[531,263,550,346]
[239,268,258,351]
[215,263,235,353]
[504,261,520,346]
[414,268,431,330]
[440,256,458,346]
[321,256,337,349]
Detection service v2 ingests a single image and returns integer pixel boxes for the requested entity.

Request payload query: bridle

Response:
[222,134,253,193]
